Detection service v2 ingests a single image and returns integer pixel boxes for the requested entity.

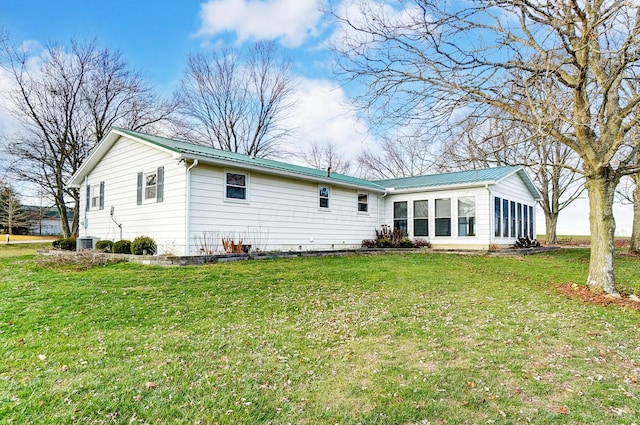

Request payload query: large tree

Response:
[440,113,584,245]
[176,41,295,158]
[0,38,176,237]
[331,0,640,294]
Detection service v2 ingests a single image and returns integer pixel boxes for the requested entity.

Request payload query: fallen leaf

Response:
[466,381,476,388]
[145,382,158,390]
[38,354,47,361]
[557,406,569,415]
[514,388,523,394]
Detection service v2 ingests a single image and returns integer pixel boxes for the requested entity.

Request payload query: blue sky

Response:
[2,0,332,92]
[1,0,632,235]
[1,0,374,162]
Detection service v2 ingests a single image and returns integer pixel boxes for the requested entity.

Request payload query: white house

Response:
[68,128,541,255]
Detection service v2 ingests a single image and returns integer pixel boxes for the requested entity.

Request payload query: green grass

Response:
[1,248,640,424]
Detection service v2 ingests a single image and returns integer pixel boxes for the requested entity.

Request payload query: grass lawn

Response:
[1,247,639,424]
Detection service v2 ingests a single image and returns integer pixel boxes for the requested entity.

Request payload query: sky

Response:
[0,0,634,236]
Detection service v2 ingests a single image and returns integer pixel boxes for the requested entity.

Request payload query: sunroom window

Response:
[435,198,451,236]
[457,197,475,237]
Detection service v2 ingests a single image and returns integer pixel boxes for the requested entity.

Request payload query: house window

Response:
[494,197,501,237]
[87,182,105,211]
[393,201,408,234]
[510,201,516,237]
[435,198,451,237]
[145,172,157,200]
[319,185,330,208]
[502,198,509,237]
[517,203,523,238]
[529,205,534,238]
[357,193,368,212]
[523,205,529,237]
[137,167,164,205]
[413,200,428,237]
[458,197,475,237]
[226,172,247,200]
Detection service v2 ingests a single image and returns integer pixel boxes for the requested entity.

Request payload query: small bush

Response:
[377,238,393,248]
[361,239,377,248]
[95,240,113,253]
[398,238,414,248]
[56,237,77,251]
[131,236,156,255]
[113,239,132,254]
[414,238,431,248]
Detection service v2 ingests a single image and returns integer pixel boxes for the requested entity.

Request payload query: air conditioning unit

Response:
[76,236,99,251]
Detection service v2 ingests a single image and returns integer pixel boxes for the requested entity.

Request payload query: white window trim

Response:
[434,197,452,238]
[457,195,477,238]
[318,184,331,210]
[224,169,250,203]
[357,192,369,214]
[143,170,157,203]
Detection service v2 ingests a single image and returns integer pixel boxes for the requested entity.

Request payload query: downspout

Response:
[378,190,388,229]
[83,176,88,237]
[486,184,491,246]
[185,159,199,255]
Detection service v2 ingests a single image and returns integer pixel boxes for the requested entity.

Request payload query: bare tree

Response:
[0,38,176,237]
[440,113,584,245]
[176,41,295,158]
[301,142,352,175]
[330,1,640,294]
[358,133,434,179]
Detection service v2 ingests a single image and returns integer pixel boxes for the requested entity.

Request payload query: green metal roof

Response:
[374,166,541,199]
[114,128,385,191]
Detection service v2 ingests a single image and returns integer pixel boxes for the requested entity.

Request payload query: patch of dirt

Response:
[556,283,640,311]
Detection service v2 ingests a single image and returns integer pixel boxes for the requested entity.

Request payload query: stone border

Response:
[37,246,559,266]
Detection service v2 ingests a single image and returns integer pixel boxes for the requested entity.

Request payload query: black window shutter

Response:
[157,166,164,203]
[86,184,90,211]
[99,181,105,210]
[137,172,143,205]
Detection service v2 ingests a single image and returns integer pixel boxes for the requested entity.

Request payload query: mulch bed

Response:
[556,283,640,311]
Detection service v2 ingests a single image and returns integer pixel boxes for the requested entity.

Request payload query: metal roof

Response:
[374,166,542,199]
[69,128,541,200]
[112,128,386,191]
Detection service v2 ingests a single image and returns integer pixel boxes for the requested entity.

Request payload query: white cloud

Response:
[196,0,324,47]
[282,77,375,165]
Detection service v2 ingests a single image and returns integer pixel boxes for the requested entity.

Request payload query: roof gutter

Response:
[383,181,497,195]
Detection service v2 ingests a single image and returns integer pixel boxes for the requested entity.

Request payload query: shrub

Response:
[398,238,414,248]
[361,239,377,248]
[375,224,407,247]
[131,236,156,255]
[113,239,132,254]
[377,238,393,248]
[95,240,113,253]
[56,237,76,251]
[414,238,431,248]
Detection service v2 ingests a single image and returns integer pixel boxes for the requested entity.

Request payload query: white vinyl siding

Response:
[79,137,186,254]
[188,165,381,254]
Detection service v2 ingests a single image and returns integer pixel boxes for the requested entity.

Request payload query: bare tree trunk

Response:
[544,210,559,246]
[585,173,619,295]
[629,173,640,254]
